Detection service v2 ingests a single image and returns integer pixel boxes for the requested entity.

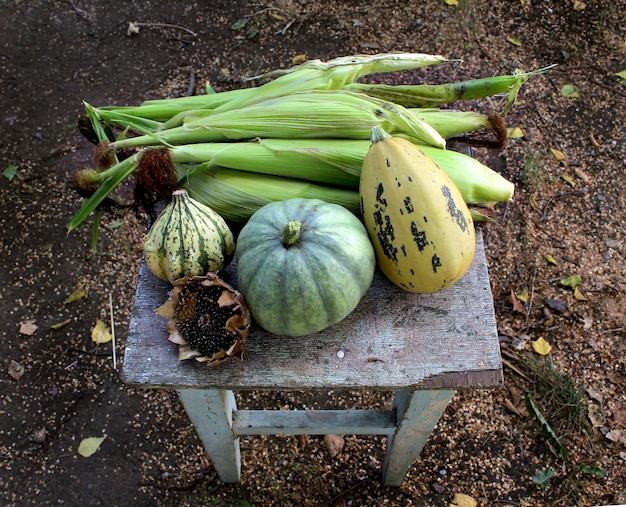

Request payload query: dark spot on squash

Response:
[431,254,442,273]
[375,182,387,206]
[404,196,414,213]
[441,185,469,232]
[410,222,428,251]
[385,157,391,168]
[373,210,397,263]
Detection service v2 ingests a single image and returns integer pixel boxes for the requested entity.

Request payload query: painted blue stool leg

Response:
[176,388,241,483]
[382,389,456,487]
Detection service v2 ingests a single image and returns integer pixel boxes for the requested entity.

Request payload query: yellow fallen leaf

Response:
[445,0,459,5]
[532,337,552,355]
[292,54,307,65]
[561,175,576,187]
[516,287,529,303]
[507,126,524,138]
[65,289,86,304]
[574,286,590,301]
[77,436,107,457]
[91,319,112,344]
[550,147,566,161]
[545,254,558,266]
[450,493,478,507]
[507,37,522,47]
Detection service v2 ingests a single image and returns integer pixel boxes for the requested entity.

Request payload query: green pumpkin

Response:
[235,198,375,336]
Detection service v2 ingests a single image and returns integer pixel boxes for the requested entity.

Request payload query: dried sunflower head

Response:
[156,273,250,366]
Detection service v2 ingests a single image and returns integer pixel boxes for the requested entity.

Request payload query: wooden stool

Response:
[122,228,502,487]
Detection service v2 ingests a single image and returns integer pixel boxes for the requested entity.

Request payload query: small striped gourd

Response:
[360,127,476,293]
[143,189,235,284]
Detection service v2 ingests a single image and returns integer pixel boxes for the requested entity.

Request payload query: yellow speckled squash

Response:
[360,127,476,293]
[143,189,235,283]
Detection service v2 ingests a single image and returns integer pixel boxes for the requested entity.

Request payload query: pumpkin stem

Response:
[370,126,392,145]
[281,221,302,247]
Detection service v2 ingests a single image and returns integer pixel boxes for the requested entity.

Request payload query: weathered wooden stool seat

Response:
[122,228,502,486]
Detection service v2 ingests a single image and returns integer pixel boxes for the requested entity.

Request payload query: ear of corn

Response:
[345,66,554,108]
[171,139,364,187]
[211,52,449,114]
[109,90,446,151]
[179,166,361,222]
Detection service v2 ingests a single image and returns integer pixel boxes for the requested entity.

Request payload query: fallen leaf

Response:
[444,0,459,5]
[550,147,566,161]
[588,403,605,427]
[65,289,86,304]
[51,318,72,331]
[8,360,25,381]
[585,386,603,403]
[545,298,567,313]
[616,69,626,82]
[573,0,586,10]
[561,175,576,187]
[560,274,582,289]
[574,286,590,301]
[561,83,579,98]
[532,336,552,355]
[77,436,107,457]
[324,434,345,458]
[605,429,622,443]
[19,320,38,336]
[507,37,522,46]
[573,166,591,184]
[516,287,529,303]
[510,288,526,314]
[3,165,18,181]
[91,319,112,344]
[292,54,307,65]
[507,126,524,138]
[450,493,477,507]
[532,468,558,489]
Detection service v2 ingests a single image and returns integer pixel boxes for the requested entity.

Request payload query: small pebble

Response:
[337,350,344,359]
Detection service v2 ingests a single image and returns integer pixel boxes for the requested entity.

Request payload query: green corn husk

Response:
[92,52,449,126]
[179,165,361,222]
[211,52,449,114]
[171,139,364,187]
[409,108,492,138]
[108,90,446,151]
[345,66,554,108]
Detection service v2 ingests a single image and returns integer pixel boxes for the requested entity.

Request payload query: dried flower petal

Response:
[158,273,250,366]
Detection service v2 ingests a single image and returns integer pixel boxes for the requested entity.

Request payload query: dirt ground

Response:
[1,1,625,506]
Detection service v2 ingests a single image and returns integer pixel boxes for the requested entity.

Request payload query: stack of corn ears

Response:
[69,52,553,231]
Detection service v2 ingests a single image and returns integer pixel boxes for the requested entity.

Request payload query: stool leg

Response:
[382,389,455,487]
[176,389,241,483]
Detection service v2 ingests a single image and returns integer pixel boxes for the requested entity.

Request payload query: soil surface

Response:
[1,1,625,506]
